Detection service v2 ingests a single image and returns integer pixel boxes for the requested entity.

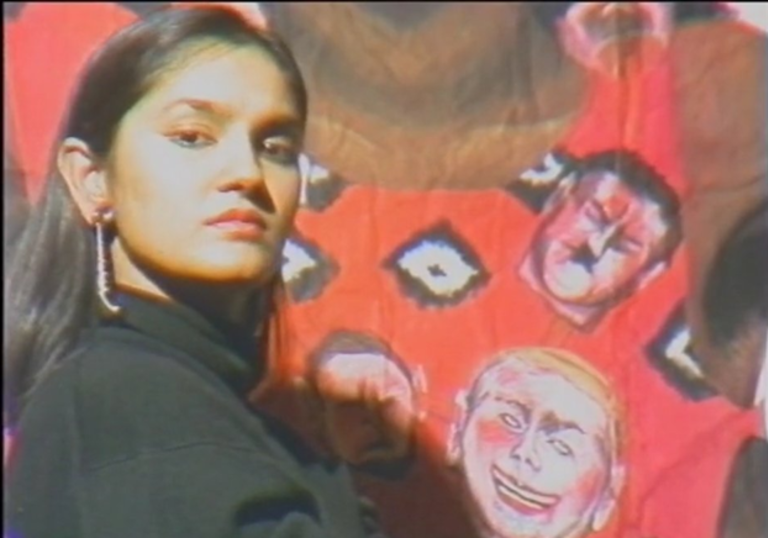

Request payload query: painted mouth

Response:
[491,465,559,513]
[544,258,594,297]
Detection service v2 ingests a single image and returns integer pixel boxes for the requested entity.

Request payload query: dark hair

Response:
[4,5,307,422]
[3,150,30,267]
[576,149,682,263]
[703,201,768,350]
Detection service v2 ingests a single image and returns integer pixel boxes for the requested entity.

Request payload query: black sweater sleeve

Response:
[5,335,385,538]
[77,444,338,538]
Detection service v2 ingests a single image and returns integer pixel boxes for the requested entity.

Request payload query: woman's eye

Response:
[260,137,299,163]
[549,438,574,457]
[169,129,214,149]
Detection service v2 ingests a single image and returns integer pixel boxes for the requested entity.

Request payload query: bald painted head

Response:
[450,348,625,538]
[306,330,420,477]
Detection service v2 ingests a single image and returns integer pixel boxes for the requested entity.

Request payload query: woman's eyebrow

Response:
[253,115,304,136]
[159,98,234,119]
[157,98,304,139]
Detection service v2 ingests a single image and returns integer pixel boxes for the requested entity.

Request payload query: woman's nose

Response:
[219,134,268,195]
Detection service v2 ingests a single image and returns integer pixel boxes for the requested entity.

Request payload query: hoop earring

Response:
[93,209,121,316]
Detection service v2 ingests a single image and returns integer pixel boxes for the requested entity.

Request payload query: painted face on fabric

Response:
[533,171,667,306]
[315,351,417,467]
[457,360,615,538]
[558,2,672,76]
[107,42,303,292]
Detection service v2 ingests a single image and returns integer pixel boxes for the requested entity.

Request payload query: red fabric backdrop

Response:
[4,3,765,538]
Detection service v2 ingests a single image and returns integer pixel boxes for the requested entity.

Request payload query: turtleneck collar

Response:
[100,290,265,398]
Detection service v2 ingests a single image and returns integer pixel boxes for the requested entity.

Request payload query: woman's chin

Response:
[181,249,278,285]
[151,260,276,289]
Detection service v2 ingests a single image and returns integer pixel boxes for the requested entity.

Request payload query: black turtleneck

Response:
[5,291,385,538]
[106,290,265,398]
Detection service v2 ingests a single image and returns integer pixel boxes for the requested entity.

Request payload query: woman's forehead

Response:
[134,43,295,117]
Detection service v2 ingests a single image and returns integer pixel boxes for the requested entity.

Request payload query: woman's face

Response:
[106,42,303,294]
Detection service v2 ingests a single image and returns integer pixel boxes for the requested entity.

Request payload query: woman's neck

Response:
[114,278,263,336]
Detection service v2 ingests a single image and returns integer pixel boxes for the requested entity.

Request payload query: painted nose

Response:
[588,223,620,258]
[510,428,541,472]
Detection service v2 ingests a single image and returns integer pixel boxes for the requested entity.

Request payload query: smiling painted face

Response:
[455,356,620,538]
[101,41,304,295]
[533,171,667,306]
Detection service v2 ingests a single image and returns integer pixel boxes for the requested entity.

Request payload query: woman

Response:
[4,6,385,537]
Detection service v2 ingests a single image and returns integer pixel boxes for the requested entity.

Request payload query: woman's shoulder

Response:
[73,325,201,389]
[20,326,257,467]
[70,326,243,423]
[18,327,196,425]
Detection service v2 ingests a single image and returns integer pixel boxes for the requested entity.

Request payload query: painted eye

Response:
[549,438,574,457]
[383,222,489,309]
[298,154,347,212]
[281,232,338,303]
[615,237,643,255]
[500,412,525,431]
[584,201,604,222]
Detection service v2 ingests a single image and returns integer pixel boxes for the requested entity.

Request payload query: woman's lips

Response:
[206,208,266,240]
[491,465,559,514]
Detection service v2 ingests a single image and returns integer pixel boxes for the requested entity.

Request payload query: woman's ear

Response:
[57,137,110,224]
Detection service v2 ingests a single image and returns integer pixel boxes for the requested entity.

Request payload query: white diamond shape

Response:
[397,240,479,298]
